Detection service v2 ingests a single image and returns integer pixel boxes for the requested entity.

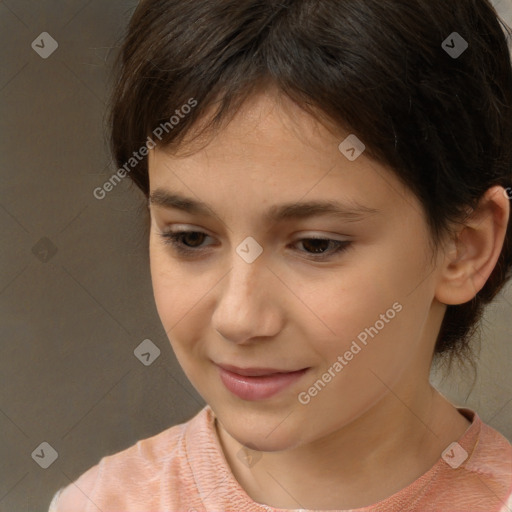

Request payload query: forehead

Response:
[151,89,345,169]
[147,90,415,222]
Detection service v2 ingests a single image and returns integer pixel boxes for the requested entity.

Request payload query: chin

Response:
[217,409,306,452]
[234,429,301,452]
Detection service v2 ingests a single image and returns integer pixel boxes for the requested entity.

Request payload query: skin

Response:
[147,87,509,509]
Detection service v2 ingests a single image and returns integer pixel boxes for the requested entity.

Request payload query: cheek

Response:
[149,247,209,383]
[307,285,403,370]
[149,246,177,323]
[307,248,428,378]
[295,274,423,432]
[149,242,197,337]
[149,242,216,353]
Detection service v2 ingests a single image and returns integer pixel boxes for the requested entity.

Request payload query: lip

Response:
[216,363,310,401]
[216,363,307,376]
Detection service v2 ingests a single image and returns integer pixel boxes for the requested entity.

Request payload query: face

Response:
[147,89,444,452]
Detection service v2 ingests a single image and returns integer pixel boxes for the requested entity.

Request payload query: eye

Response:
[159,230,211,256]
[158,230,352,261]
[294,237,351,260]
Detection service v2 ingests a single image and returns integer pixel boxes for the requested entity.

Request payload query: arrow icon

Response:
[32,441,58,468]
[31,32,58,59]
[134,339,161,366]
[236,237,263,263]
[32,237,57,262]
[442,441,468,468]
[441,32,468,59]
[237,444,262,467]
[339,134,365,161]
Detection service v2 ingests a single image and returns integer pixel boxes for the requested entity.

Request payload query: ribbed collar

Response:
[184,405,483,511]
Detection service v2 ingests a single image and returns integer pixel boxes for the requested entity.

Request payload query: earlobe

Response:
[435,186,510,306]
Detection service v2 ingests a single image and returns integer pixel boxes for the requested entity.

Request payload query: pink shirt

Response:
[49,406,512,512]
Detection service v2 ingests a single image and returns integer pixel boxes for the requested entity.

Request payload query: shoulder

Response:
[444,413,512,509]
[412,410,512,511]
[466,419,512,479]
[49,407,208,511]
[49,461,100,511]
[500,493,512,512]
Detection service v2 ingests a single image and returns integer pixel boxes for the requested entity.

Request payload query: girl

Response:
[50,0,512,510]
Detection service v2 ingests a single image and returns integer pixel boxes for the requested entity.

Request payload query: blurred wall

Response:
[0,1,511,510]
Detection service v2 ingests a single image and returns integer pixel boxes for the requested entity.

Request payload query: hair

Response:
[109,0,512,372]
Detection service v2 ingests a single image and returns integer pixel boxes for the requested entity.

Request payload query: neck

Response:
[215,382,471,509]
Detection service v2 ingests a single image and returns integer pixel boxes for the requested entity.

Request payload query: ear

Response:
[435,186,510,305]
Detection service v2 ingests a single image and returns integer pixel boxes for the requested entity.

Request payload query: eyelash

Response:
[158,230,351,261]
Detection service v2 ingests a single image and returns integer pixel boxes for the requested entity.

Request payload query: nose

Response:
[211,249,283,345]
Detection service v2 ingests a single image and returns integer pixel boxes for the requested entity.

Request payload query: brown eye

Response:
[294,238,351,260]
[159,230,351,261]
[159,230,212,255]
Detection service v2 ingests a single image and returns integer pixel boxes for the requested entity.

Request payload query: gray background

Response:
[0,1,511,510]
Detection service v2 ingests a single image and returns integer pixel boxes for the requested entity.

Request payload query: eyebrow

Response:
[148,189,380,223]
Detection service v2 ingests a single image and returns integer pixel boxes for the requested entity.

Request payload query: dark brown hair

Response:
[109,0,512,371]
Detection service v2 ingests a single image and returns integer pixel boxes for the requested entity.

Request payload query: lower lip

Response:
[217,366,309,401]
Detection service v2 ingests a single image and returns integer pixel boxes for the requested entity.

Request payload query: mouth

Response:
[216,363,309,377]
[214,362,310,401]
